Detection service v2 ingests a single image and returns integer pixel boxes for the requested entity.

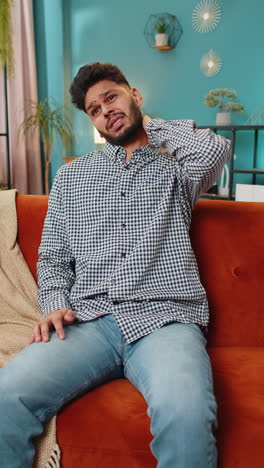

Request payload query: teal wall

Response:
[33,0,65,183]
[33,0,264,187]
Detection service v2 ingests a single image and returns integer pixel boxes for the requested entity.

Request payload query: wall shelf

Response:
[197,125,264,200]
[200,193,236,200]
[151,46,173,50]
[144,13,183,50]
[63,157,77,163]
[232,169,264,174]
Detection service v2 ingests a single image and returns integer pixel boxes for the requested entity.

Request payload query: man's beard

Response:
[98,101,143,146]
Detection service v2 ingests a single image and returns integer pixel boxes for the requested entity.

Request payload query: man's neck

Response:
[122,127,150,163]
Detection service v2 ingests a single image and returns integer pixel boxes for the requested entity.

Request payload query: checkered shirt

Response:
[37,118,231,343]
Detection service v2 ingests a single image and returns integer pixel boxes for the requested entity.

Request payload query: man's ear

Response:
[131,88,143,107]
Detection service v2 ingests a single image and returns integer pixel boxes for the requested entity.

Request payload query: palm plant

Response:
[19,98,74,194]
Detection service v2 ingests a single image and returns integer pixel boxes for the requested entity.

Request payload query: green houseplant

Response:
[155,20,169,47]
[0,0,14,76]
[19,98,74,194]
[204,88,246,125]
[0,0,15,190]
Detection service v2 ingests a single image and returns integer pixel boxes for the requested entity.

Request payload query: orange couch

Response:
[16,195,264,468]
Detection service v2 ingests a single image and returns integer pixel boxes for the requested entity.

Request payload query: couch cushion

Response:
[209,346,264,468]
[57,347,264,468]
[57,379,156,467]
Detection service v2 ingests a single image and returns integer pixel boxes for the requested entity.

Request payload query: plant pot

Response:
[155,33,169,47]
[216,112,232,126]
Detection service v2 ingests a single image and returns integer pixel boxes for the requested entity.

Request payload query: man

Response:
[1,62,231,467]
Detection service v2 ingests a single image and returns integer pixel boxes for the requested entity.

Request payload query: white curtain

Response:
[0,0,42,194]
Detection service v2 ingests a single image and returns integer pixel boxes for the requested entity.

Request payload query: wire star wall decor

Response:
[192,0,221,33]
[200,49,222,77]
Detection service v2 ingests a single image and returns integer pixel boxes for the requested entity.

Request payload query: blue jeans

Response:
[0,314,218,467]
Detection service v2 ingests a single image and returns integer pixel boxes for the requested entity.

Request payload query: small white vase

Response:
[216,112,232,126]
[218,164,230,197]
[155,33,168,47]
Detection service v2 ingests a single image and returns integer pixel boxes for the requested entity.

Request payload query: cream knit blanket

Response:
[0,189,61,467]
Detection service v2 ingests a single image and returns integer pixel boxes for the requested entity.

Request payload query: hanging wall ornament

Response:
[200,49,222,77]
[192,0,221,33]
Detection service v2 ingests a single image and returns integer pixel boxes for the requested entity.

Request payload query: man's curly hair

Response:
[69,62,130,113]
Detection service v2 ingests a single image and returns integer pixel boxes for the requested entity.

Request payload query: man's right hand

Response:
[142,114,152,131]
[28,308,76,344]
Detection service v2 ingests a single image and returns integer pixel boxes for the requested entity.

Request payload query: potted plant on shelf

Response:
[18,98,74,194]
[204,88,246,125]
[154,20,169,47]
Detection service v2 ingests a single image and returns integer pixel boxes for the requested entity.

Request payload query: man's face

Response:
[84,80,143,146]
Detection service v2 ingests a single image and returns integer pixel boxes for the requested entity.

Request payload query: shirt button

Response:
[122,223,126,229]
[121,191,126,197]
[121,252,126,257]
[111,279,116,284]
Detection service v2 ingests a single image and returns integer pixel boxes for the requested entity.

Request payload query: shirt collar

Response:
[103,141,160,165]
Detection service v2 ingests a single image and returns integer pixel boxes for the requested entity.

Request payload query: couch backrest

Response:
[191,200,264,347]
[16,195,264,347]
